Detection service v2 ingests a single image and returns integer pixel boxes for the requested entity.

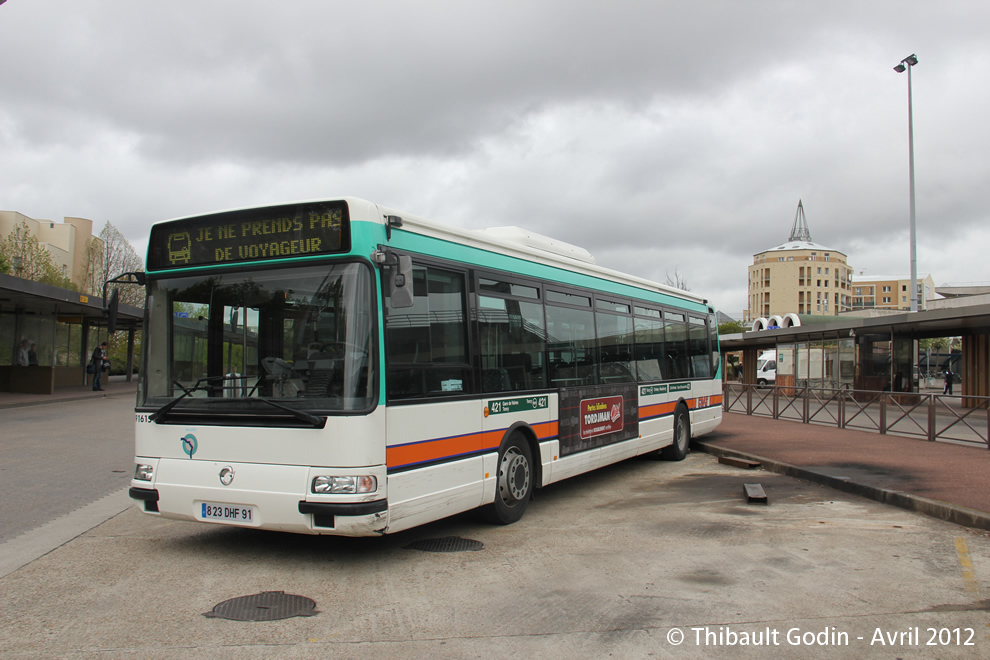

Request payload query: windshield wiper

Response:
[150,376,326,428]
[149,377,219,422]
[249,397,326,428]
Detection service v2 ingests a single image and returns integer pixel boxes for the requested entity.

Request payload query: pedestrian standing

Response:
[92,342,108,391]
[15,339,29,366]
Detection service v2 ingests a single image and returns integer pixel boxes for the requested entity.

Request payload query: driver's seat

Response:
[302,369,334,397]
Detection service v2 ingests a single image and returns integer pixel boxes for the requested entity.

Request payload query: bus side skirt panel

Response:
[385,455,489,534]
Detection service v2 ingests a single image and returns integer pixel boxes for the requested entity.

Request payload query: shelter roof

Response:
[722,303,990,353]
[0,273,142,329]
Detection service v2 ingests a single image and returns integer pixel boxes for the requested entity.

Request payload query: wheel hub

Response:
[500,449,530,502]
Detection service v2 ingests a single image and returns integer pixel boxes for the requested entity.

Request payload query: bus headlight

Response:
[312,475,377,494]
[134,464,155,481]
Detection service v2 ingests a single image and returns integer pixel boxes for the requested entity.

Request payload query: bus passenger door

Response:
[383,263,485,532]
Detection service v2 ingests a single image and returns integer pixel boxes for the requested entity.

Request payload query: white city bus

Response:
[129,198,723,536]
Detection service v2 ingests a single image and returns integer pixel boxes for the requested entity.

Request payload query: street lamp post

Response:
[894,54,919,312]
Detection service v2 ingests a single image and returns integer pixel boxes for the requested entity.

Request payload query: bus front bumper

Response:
[129,485,389,536]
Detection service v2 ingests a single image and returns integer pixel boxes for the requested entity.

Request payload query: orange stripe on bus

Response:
[387,429,503,468]
[639,402,676,419]
[640,394,722,420]
[532,420,558,439]
[387,420,561,469]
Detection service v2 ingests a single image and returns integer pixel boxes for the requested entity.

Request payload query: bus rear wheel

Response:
[482,433,533,525]
[660,405,690,461]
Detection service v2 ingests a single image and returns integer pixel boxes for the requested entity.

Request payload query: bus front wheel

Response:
[660,405,690,461]
[482,433,533,525]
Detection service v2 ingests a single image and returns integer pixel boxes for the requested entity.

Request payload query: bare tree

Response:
[664,267,690,291]
[86,222,144,307]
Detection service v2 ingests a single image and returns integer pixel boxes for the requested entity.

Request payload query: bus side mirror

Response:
[390,255,414,308]
[102,271,145,334]
[106,289,120,334]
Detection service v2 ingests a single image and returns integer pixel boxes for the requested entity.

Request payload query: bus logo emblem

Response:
[181,433,198,457]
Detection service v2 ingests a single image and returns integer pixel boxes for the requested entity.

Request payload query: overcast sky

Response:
[2,1,988,317]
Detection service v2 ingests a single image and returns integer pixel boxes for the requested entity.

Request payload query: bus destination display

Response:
[148,201,350,270]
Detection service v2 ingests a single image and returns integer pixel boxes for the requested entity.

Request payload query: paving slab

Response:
[697,412,990,530]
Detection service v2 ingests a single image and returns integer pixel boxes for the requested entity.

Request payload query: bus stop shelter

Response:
[721,303,990,403]
[0,273,143,394]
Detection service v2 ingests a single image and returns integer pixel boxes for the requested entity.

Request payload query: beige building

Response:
[851,273,936,312]
[747,241,854,319]
[745,202,854,320]
[0,211,100,290]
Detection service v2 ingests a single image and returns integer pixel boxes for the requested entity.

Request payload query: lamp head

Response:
[894,54,918,72]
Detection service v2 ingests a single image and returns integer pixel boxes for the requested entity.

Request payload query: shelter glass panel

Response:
[0,312,15,366]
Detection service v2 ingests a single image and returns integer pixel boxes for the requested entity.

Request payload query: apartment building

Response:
[745,202,854,321]
[0,211,100,290]
[747,241,854,320]
[850,273,936,311]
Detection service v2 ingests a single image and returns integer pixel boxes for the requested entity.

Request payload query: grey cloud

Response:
[2,0,989,314]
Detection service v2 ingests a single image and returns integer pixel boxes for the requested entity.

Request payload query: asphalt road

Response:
[2,447,989,658]
[0,394,135,543]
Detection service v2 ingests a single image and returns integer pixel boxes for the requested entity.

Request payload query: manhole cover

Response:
[203,591,318,621]
[404,536,484,553]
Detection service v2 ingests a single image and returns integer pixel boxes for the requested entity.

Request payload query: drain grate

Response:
[203,591,318,621]
[404,536,484,553]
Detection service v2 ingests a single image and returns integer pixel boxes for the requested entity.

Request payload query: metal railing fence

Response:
[722,383,990,448]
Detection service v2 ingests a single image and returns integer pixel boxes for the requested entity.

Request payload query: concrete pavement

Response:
[696,412,990,531]
[3,389,990,657]
[0,374,137,410]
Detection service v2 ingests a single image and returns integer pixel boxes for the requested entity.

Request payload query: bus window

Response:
[633,313,665,382]
[596,311,635,383]
[689,316,711,378]
[477,295,547,392]
[546,303,596,386]
[386,266,470,399]
[171,301,210,388]
[145,263,375,411]
[664,312,690,379]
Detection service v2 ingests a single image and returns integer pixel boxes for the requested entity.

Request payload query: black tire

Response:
[481,432,534,525]
[660,405,690,461]
[757,378,767,387]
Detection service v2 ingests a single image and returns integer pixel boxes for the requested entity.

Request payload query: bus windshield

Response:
[142,262,376,416]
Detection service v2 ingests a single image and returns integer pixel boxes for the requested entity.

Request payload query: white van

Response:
[756,350,776,386]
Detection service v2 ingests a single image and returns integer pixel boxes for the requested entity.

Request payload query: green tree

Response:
[0,220,77,289]
[919,337,949,354]
[718,320,747,335]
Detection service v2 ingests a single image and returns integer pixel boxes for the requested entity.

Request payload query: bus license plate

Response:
[200,502,256,523]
